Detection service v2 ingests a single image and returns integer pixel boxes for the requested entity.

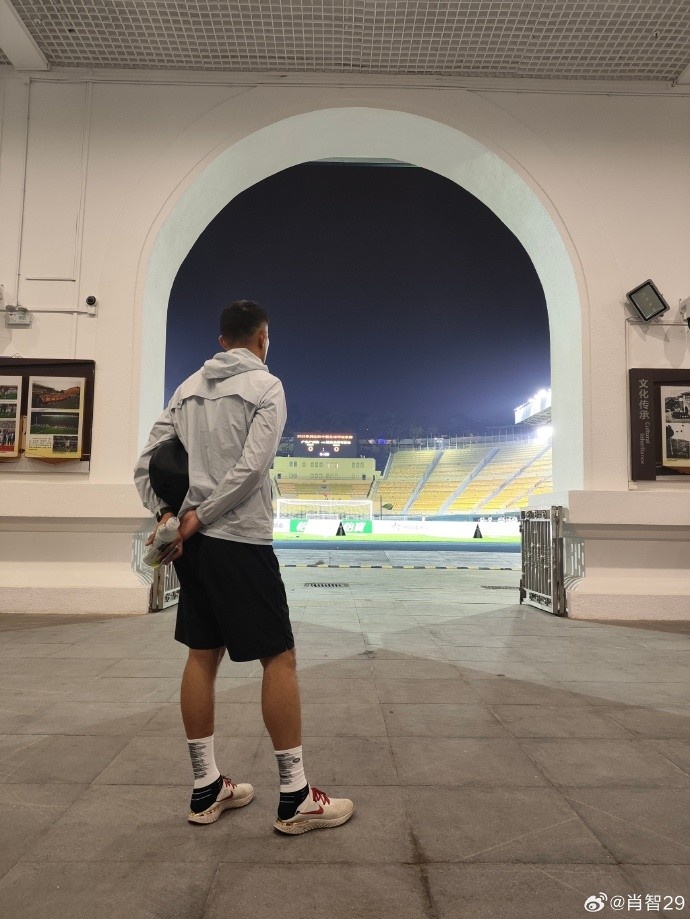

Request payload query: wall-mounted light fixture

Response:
[626,279,670,321]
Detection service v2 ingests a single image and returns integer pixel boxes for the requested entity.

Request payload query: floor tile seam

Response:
[449,815,584,862]
[81,734,141,790]
[5,785,96,875]
[635,741,690,779]
[498,688,605,711]
[559,792,690,853]
[478,698,635,739]
[416,862,441,919]
[384,724,411,786]
[395,798,441,917]
[13,858,643,868]
[617,864,690,892]
[483,728,636,836]
[594,710,652,741]
[424,859,685,866]
[0,734,53,774]
[95,658,143,679]
[441,697,523,735]
[197,860,224,919]
[514,734,688,749]
[534,780,690,789]
[531,863,621,899]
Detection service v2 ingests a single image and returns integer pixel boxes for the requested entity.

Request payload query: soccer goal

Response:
[276,499,373,521]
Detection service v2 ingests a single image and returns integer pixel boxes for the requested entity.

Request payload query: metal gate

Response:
[520,507,567,616]
[149,564,181,613]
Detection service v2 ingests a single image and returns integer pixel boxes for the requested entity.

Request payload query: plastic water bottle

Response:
[144,516,180,567]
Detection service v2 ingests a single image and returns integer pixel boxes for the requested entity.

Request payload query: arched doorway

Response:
[139,107,583,495]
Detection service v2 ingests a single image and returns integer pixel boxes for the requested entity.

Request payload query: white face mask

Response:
[263,336,269,362]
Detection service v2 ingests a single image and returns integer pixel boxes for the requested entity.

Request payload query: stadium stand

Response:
[409,444,494,514]
[373,440,553,515]
[445,442,547,513]
[271,455,376,505]
[375,448,437,513]
[495,447,553,510]
[273,439,552,516]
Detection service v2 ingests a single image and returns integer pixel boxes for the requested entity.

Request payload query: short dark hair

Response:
[220,300,268,342]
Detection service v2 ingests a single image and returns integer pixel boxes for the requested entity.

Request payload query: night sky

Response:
[166,163,549,437]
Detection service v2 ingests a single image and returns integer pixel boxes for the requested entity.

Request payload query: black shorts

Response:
[172,533,294,662]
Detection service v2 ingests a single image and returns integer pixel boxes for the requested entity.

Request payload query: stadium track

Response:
[276,540,520,553]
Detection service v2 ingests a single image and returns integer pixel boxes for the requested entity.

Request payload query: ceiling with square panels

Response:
[1,1,689,80]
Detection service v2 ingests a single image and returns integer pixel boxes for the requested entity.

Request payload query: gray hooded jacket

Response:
[134,349,286,545]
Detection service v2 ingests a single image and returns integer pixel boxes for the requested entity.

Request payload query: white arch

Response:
[141,106,583,492]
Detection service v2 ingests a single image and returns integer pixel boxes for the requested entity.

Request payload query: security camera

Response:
[85,295,97,307]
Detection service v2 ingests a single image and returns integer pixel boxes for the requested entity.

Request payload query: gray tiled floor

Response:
[1,567,689,919]
[275,547,520,568]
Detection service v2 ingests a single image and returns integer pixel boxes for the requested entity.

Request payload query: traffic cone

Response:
[473,525,483,539]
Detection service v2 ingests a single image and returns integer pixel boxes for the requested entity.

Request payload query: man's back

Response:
[136,348,286,545]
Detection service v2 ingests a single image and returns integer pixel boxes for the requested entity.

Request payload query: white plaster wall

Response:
[0,71,688,615]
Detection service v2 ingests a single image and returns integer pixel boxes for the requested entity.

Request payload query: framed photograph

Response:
[26,376,85,459]
[662,386,690,467]
[630,369,690,480]
[0,375,23,458]
[0,359,95,466]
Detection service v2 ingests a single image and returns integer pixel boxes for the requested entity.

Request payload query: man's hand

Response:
[159,538,183,565]
[145,512,174,546]
[147,512,182,565]
[179,509,202,541]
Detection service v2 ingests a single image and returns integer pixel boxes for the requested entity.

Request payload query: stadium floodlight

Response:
[626,279,670,322]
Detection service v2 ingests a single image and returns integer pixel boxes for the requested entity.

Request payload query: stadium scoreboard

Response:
[295,433,357,458]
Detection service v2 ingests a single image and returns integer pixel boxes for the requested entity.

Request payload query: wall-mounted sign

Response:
[629,369,690,480]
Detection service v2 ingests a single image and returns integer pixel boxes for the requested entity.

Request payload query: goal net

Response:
[276,499,373,521]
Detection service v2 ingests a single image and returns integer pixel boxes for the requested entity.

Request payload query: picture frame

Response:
[629,368,690,480]
[0,358,95,465]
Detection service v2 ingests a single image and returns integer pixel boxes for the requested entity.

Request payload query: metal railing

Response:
[394,428,546,450]
[149,564,181,613]
[520,506,567,616]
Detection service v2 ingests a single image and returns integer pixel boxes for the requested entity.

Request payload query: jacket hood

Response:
[201,349,266,381]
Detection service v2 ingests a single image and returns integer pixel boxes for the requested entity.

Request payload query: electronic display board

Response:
[295,433,357,458]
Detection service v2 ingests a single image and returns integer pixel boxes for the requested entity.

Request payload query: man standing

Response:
[134,300,354,834]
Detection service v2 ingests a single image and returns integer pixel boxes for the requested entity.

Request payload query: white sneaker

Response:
[274,786,354,835]
[188,776,254,825]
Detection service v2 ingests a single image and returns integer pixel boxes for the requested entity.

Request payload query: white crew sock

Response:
[187,734,221,789]
[275,745,307,792]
